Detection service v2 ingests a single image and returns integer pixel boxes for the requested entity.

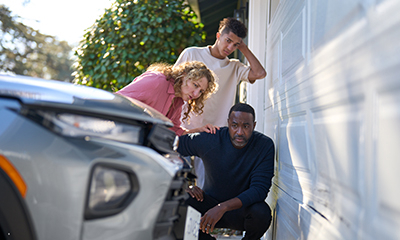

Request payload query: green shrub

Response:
[73,0,205,91]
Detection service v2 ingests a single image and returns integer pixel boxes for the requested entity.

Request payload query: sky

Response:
[0,0,113,46]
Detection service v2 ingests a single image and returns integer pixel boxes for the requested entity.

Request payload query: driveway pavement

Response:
[215,235,243,240]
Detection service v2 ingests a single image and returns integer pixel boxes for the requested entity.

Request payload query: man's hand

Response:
[186,185,204,201]
[236,40,267,83]
[237,40,247,52]
[200,198,243,234]
[200,204,226,234]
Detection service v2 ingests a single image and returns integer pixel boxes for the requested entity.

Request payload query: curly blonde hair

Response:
[147,61,218,122]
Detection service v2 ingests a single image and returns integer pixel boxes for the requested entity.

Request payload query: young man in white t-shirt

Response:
[175,17,266,188]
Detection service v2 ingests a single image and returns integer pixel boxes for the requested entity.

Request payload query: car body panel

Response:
[0,75,188,240]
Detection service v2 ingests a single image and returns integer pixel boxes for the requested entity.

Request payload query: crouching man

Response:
[177,103,275,240]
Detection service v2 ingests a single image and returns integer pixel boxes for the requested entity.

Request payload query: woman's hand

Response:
[194,124,220,134]
[182,123,219,135]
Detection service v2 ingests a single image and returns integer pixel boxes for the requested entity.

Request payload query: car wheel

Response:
[0,169,36,240]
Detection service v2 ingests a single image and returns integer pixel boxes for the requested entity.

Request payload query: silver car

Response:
[0,75,196,240]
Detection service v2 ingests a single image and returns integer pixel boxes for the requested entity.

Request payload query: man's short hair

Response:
[228,103,255,121]
[218,17,247,39]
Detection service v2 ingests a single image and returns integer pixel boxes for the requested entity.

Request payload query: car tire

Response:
[0,169,36,240]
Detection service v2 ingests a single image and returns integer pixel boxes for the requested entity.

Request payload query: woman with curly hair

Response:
[116,61,219,136]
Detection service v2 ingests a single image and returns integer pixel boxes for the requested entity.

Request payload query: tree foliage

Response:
[73,0,205,91]
[0,5,73,81]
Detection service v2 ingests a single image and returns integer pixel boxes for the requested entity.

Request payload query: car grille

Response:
[153,168,190,240]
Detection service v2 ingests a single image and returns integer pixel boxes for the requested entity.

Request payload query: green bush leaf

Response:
[73,0,205,91]
[166,26,174,33]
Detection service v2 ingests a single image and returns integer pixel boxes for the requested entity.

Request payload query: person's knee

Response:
[185,193,219,215]
[185,194,201,211]
[241,202,272,239]
[246,202,272,227]
[185,193,197,206]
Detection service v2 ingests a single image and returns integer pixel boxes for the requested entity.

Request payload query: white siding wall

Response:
[247,0,268,133]
[247,0,400,239]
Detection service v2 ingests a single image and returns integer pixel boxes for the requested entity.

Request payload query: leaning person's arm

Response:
[182,123,220,135]
[177,130,219,158]
[173,119,219,136]
[237,41,267,83]
[169,111,185,136]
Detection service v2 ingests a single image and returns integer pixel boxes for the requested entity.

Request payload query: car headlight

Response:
[84,164,139,219]
[31,110,144,144]
[147,124,179,153]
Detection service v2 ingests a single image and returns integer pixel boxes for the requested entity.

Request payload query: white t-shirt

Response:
[175,46,250,128]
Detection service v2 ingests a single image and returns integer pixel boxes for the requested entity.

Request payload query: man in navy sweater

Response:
[177,103,275,240]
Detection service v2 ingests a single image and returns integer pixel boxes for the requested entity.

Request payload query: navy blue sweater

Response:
[178,127,275,208]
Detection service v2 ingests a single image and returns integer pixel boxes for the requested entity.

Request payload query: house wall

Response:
[247,0,400,239]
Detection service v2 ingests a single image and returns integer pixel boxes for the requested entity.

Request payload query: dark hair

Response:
[218,17,247,39]
[228,103,255,121]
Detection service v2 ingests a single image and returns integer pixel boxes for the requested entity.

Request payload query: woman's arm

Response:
[181,123,220,135]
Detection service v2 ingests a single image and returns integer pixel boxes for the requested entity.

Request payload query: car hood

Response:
[0,75,173,127]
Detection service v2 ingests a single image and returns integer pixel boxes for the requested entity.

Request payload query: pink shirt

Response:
[117,71,185,136]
